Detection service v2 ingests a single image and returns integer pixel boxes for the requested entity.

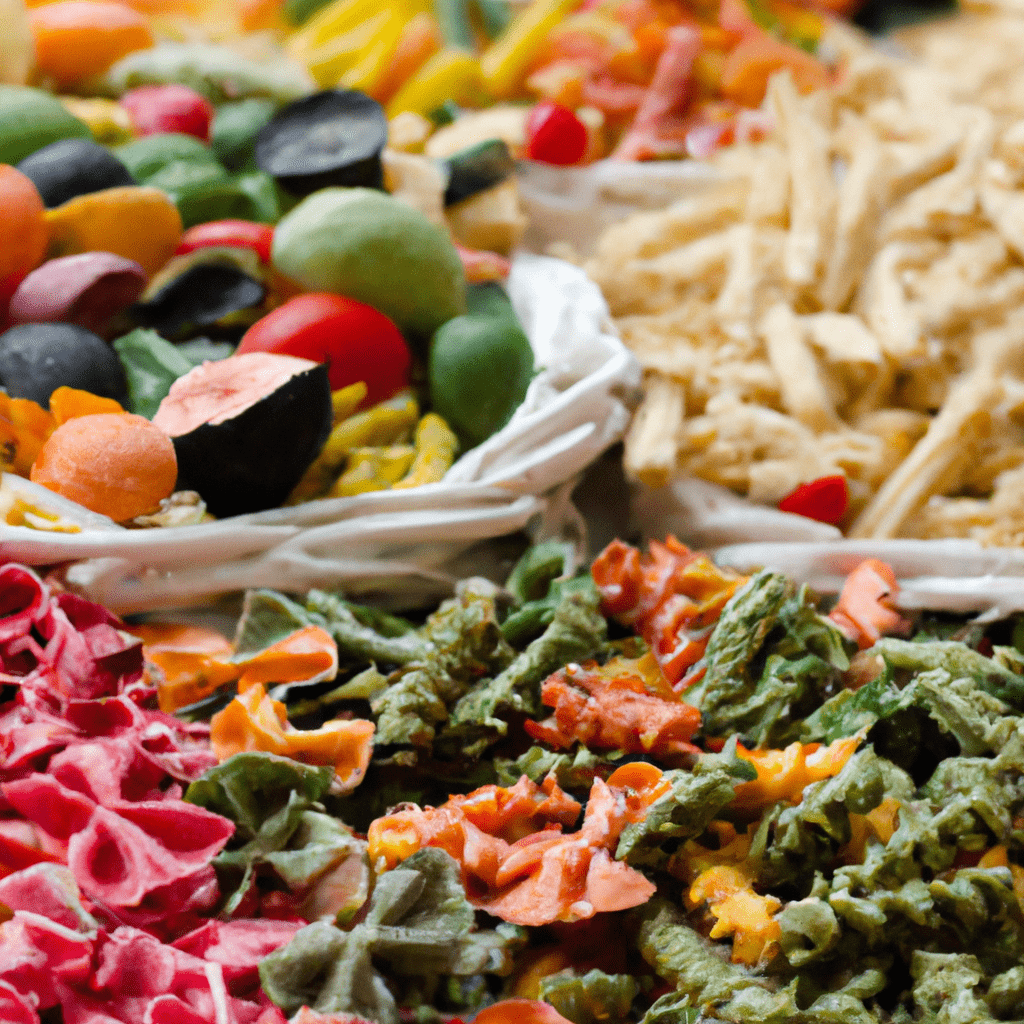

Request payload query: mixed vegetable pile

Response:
[0,536,1021,1022]
[0,62,536,526]
[269,0,844,164]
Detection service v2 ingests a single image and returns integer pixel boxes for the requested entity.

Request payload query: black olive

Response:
[131,264,266,340]
[0,323,129,408]
[254,89,387,197]
[17,139,136,209]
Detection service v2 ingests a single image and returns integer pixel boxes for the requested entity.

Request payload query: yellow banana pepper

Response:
[480,0,583,100]
[386,48,481,118]
[393,413,458,488]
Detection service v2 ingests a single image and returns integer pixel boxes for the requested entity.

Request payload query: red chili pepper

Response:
[777,475,849,525]
[525,101,589,165]
[175,220,275,263]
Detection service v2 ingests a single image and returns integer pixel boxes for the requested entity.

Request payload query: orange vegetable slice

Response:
[210,683,374,792]
[828,558,912,650]
[0,166,47,282]
[30,0,154,87]
[30,412,177,521]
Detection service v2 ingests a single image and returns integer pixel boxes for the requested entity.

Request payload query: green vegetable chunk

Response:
[259,848,519,1024]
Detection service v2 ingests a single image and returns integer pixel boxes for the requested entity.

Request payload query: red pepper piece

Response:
[777,474,849,525]
[176,220,275,263]
[525,101,589,165]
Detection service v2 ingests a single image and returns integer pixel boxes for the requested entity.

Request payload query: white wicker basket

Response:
[0,254,641,613]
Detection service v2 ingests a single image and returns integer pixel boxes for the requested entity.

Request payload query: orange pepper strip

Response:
[524,653,701,758]
[0,393,55,476]
[210,683,374,792]
[474,1001,574,1024]
[236,625,338,693]
[131,622,340,713]
[130,623,238,713]
[841,796,901,864]
[828,559,912,651]
[367,769,666,927]
[49,387,125,425]
[688,864,781,966]
[591,537,745,687]
[731,736,861,812]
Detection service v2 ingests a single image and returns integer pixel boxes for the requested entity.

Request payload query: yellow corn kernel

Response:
[386,48,481,118]
[393,413,458,489]
[45,186,182,277]
[480,0,583,100]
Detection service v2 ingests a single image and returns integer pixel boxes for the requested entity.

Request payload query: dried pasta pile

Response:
[588,13,1024,544]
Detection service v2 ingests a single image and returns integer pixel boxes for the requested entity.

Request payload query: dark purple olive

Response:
[9,253,148,338]
[17,139,136,209]
[131,262,266,340]
[0,323,129,408]
[254,90,387,197]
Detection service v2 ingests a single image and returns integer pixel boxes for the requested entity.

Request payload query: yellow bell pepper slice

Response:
[45,186,182,277]
[393,413,458,488]
[480,0,583,100]
[285,0,380,58]
[386,47,481,118]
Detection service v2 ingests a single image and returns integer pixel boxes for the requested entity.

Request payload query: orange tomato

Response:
[30,412,178,521]
[0,166,47,281]
[30,0,154,87]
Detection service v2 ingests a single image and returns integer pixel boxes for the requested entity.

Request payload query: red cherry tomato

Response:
[120,84,214,141]
[236,293,411,406]
[525,101,588,166]
[777,475,849,525]
[175,220,275,263]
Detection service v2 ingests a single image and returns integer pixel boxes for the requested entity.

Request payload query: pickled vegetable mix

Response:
[1,538,1023,1022]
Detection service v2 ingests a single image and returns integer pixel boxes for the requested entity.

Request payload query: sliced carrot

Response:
[30,0,154,87]
[372,10,442,105]
[828,558,912,650]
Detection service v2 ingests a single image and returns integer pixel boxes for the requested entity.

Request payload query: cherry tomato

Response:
[236,293,411,406]
[525,101,588,166]
[175,220,275,263]
[777,475,849,525]
[120,84,214,141]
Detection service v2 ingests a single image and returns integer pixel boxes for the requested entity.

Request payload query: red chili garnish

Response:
[525,101,589,165]
[777,475,849,525]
